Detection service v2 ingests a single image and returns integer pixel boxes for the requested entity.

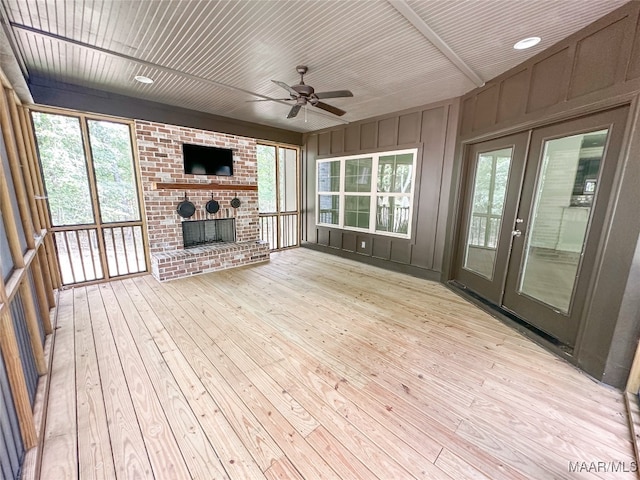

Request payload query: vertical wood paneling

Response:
[372,237,391,259]
[411,106,447,270]
[527,48,571,113]
[330,130,344,154]
[342,232,356,252]
[626,11,640,80]
[317,228,329,246]
[360,122,377,150]
[355,234,371,255]
[344,125,360,152]
[397,112,421,145]
[377,117,398,147]
[497,70,529,124]
[318,132,331,156]
[460,97,475,136]
[390,241,411,264]
[569,18,628,98]
[472,85,499,132]
[328,230,342,249]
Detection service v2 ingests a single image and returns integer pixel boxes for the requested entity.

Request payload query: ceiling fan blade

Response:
[272,80,299,96]
[287,104,302,118]
[246,97,293,102]
[314,101,346,116]
[314,90,353,99]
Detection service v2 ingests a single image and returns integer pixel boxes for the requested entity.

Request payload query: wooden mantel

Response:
[153,182,258,191]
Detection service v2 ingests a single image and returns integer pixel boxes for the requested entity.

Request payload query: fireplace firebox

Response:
[182,218,235,248]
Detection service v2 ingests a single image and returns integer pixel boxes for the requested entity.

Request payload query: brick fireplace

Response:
[136,120,269,281]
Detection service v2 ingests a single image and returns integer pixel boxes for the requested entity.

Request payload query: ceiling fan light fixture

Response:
[134,75,154,84]
[513,36,541,50]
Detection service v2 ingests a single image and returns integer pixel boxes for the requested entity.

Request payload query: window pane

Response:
[344,157,372,192]
[519,130,607,313]
[318,195,339,225]
[376,195,410,234]
[88,120,141,223]
[344,195,370,229]
[463,148,513,279]
[258,145,277,212]
[318,161,340,192]
[378,154,413,193]
[32,113,94,226]
[278,148,298,212]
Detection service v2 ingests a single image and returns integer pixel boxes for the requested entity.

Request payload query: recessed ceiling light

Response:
[513,37,541,50]
[134,75,154,84]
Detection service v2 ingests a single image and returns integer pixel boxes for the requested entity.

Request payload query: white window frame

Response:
[316,148,418,239]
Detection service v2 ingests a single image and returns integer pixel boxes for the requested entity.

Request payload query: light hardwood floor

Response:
[39,248,636,479]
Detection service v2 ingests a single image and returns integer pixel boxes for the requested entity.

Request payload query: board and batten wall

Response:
[301,99,459,280]
[444,1,640,388]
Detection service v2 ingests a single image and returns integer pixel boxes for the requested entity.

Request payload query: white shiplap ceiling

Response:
[0,0,629,133]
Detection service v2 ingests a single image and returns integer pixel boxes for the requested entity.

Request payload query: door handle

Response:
[512,230,522,237]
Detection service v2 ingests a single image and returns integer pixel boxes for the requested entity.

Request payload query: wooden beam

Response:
[15,104,42,232]
[31,254,53,334]
[154,182,258,191]
[21,107,48,237]
[0,309,37,449]
[0,87,35,248]
[38,248,56,308]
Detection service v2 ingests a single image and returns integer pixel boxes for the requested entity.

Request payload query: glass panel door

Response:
[502,107,629,345]
[453,132,528,304]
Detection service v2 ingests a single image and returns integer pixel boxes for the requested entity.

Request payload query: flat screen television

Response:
[183,143,234,176]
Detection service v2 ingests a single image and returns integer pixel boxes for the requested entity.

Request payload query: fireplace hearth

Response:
[182,218,235,248]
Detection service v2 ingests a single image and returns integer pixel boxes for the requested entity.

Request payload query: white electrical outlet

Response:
[361,241,366,248]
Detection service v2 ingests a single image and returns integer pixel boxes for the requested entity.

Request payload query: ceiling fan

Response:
[254,65,353,119]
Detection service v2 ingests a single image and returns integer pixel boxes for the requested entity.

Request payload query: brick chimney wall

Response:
[134,120,269,280]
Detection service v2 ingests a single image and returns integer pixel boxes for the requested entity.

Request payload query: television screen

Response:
[183,143,234,176]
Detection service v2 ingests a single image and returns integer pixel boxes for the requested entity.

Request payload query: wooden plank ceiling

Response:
[0,0,629,132]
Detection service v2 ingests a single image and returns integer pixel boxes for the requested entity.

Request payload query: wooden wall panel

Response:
[377,117,397,147]
[360,122,377,150]
[527,48,571,113]
[318,132,331,156]
[317,228,329,246]
[497,70,529,123]
[569,18,628,99]
[344,125,360,152]
[390,242,411,264]
[411,106,447,270]
[372,237,391,260]
[330,130,344,154]
[398,112,421,145]
[460,97,475,136]
[472,85,499,132]
[328,230,342,249]
[342,232,356,252]
[458,2,640,140]
[356,234,372,255]
[303,99,457,277]
[626,12,640,80]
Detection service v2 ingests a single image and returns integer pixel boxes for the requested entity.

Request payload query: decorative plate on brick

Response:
[230,197,241,208]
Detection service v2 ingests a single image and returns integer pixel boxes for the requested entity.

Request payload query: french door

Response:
[454,107,629,346]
